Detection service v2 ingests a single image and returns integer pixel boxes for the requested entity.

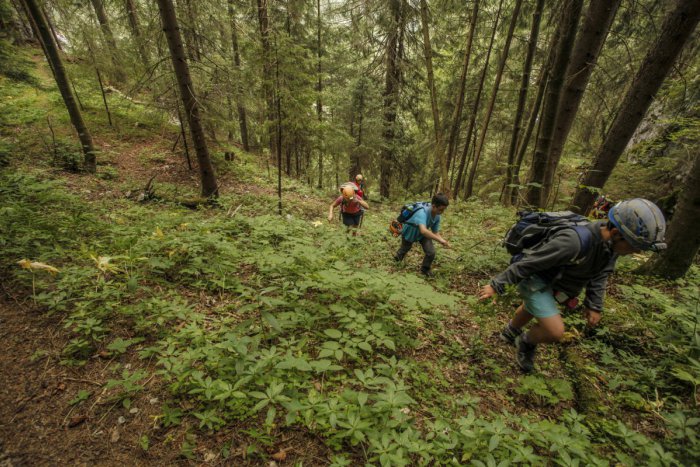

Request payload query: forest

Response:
[0,0,698,465]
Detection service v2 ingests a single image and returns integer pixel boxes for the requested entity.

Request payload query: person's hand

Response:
[327,214,333,222]
[441,240,451,249]
[583,308,601,327]
[479,284,496,301]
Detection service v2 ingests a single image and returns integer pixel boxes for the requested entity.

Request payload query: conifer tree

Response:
[156,0,218,197]
[22,0,96,172]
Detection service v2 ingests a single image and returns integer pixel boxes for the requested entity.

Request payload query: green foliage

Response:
[0,41,38,85]
[0,168,698,464]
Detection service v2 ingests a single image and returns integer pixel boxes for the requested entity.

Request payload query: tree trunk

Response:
[181,0,201,61]
[508,29,557,206]
[464,0,523,200]
[22,0,96,172]
[257,0,275,157]
[526,0,583,207]
[569,0,700,214]
[639,155,700,279]
[89,0,124,82]
[453,0,503,200]
[503,0,544,205]
[444,0,479,194]
[419,0,447,193]
[541,0,621,206]
[41,6,62,51]
[316,0,323,188]
[156,0,218,197]
[9,0,34,42]
[125,0,149,65]
[379,0,403,198]
[228,0,249,151]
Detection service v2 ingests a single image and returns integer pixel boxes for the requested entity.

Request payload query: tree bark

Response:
[316,0,323,188]
[156,0,218,197]
[379,0,403,198]
[639,155,700,279]
[526,0,583,207]
[444,0,479,194]
[419,0,447,193]
[541,0,621,206]
[89,0,124,82]
[503,0,544,205]
[228,0,249,151]
[569,0,700,214]
[22,0,96,172]
[41,6,62,51]
[125,0,149,65]
[464,0,523,199]
[453,0,503,200]
[508,29,557,206]
[257,0,275,157]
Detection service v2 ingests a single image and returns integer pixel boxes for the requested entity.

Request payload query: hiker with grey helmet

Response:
[478,199,667,373]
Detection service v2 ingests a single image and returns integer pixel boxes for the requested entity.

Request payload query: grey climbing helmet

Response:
[608,198,667,252]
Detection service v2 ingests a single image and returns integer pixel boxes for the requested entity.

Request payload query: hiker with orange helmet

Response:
[328,182,369,230]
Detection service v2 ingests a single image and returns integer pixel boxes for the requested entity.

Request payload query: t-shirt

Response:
[352,182,365,199]
[402,203,440,242]
[333,195,364,214]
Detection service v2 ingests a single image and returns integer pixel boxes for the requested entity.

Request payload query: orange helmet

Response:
[341,184,355,200]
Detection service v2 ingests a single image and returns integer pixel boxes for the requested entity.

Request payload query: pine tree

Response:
[22,0,97,172]
[569,0,700,214]
[156,0,218,197]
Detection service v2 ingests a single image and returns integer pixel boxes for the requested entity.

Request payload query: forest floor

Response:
[1,47,698,466]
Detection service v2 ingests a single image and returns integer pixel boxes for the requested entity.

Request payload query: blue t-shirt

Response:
[402,203,440,242]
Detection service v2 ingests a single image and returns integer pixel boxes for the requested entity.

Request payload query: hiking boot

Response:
[514,335,537,373]
[500,325,523,347]
[420,269,435,278]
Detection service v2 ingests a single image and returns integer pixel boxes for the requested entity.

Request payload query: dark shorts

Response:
[342,212,362,226]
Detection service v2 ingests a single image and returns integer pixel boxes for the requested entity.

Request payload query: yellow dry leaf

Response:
[17,259,60,275]
[311,220,323,227]
[153,227,165,239]
[177,223,190,231]
[561,327,581,344]
[90,255,122,274]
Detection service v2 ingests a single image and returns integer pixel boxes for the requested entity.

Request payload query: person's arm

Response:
[418,224,450,247]
[328,198,341,222]
[582,256,617,326]
[489,229,581,295]
[357,198,369,210]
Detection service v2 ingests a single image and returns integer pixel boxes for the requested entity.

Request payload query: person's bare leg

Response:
[511,303,534,329]
[525,314,565,344]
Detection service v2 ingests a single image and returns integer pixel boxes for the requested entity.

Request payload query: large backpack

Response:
[504,211,594,263]
[390,202,430,236]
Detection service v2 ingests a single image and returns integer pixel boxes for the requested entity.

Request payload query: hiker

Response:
[353,174,367,200]
[393,193,451,278]
[478,199,667,373]
[328,183,369,232]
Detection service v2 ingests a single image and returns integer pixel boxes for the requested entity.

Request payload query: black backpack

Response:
[504,211,594,263]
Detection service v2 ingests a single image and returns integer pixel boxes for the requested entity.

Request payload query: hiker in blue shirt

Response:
[394,193,451,277]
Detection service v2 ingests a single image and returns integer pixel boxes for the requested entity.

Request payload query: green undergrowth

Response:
[1,170,698,465]
[1,49,698,464]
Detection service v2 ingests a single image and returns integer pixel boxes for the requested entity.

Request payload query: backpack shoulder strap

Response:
[570,225,594,261]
